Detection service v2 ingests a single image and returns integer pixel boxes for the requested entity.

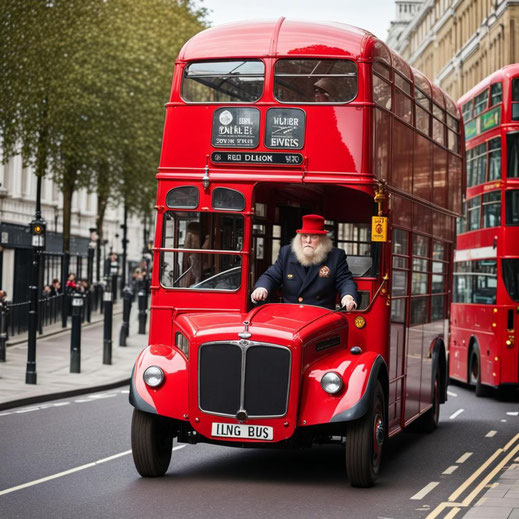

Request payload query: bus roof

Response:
[458,63,519,106]
[177,18,377,61]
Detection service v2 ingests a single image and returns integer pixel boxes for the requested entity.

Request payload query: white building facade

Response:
[0,148,149,302]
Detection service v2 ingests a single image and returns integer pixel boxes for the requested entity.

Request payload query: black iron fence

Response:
[5,282,109,338]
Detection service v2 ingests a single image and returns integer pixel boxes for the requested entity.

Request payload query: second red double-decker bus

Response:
[129,19,464,486]
[450,65,519,396]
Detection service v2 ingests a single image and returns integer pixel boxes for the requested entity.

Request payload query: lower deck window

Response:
[453,260,497,304]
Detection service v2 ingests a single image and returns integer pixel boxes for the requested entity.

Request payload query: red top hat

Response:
[296,214,328,235]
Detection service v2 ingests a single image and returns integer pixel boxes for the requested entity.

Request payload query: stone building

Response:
[388,0,519,100]
[0,148,150,303]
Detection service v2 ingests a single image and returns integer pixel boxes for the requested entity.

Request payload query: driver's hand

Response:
[251,287,268,303]
[341,295,357,312]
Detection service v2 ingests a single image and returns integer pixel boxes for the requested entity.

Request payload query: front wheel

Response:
[131,409,174,477]
[345,381,385,487]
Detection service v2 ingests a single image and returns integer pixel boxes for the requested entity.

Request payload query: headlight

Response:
[321,372,343,394]
[143,366,164,388]
[175,331,189,358]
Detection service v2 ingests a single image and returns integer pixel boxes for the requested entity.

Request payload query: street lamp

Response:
[26,175,46,384]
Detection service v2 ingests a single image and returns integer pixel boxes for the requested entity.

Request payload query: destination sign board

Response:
[265,108,306,150]
[212,107,260,148]
[211,151,303,166]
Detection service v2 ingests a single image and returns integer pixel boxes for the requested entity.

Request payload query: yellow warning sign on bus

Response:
[371,216,387,242]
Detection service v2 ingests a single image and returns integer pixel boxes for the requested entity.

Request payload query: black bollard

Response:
[119,286,133,346]
[70,293,83,373]
[0,303,7,362]
[86,290,92,323]
[138,281,147,335]
[103,278,113,365]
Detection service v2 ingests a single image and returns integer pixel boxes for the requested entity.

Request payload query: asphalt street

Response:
[1,382,518,519]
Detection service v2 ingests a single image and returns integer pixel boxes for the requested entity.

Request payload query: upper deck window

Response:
[508,132,519,178]
[182,60,264,103]
[474,89,489,116]
[512,78,519,121]
[462,100,473,121]
[274,59,357,104]
[490,82,502,106]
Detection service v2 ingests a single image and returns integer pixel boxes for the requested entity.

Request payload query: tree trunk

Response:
[96,191,108,280]
[61,166,77,254]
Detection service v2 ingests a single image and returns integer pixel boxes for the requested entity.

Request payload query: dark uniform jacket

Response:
[254,245,358,310]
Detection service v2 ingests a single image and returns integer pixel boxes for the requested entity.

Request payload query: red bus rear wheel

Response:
[469,346,486,397]
[345,381,385,487]
[131,409,174,477]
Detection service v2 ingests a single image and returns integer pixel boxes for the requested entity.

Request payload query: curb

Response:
[0,377,131,412]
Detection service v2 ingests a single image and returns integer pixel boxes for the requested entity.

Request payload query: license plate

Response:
[211,422,273,441]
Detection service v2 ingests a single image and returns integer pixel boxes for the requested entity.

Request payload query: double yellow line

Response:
[426,432,519,519]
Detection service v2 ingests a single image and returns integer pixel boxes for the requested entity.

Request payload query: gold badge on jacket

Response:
[319,266,330,278]
[287,273,294,279]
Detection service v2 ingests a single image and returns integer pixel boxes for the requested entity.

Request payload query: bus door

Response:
[389,228,409,432]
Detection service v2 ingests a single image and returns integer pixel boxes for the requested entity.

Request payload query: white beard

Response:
[291,235,333,267]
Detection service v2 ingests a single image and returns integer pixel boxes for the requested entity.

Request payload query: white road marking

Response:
[447,390,458,397]
[74,399,94,403]
[506,412,518,416]
[0,412,12,417]
[53,402,70,407]
[120,390,130,394]
[449,409,464,420]
[456,452,473,464]
[15,407,39,414]
[501,420,507,423]
[88,393,117,400]
[485,430,497,438]
[0,445,186,496]
[443,465,458,475]
[411,482,440,500]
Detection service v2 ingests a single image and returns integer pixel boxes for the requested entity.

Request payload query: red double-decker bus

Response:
[449,65,519,396]
[129,19,464,486]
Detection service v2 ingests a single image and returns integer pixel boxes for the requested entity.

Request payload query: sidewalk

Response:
[0,302,147,411]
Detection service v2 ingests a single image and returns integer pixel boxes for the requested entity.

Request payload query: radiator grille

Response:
[199,341,290,417]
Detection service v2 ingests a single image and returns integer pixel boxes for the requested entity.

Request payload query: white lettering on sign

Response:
[270,137,299,147]
[273,116,299,126]
[244,154,273,162]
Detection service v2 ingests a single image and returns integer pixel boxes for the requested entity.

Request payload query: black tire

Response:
[131,409,174,477]
[469,346,486,397]
[417,369,440,433]
[346,381,385,487]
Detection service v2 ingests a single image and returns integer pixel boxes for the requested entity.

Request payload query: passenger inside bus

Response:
[313,78,338,102]
[251,214,358,311]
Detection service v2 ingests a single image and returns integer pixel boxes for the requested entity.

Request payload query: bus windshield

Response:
[160,211,243,290]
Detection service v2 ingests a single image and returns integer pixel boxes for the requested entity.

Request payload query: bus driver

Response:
[251,214,358,311]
